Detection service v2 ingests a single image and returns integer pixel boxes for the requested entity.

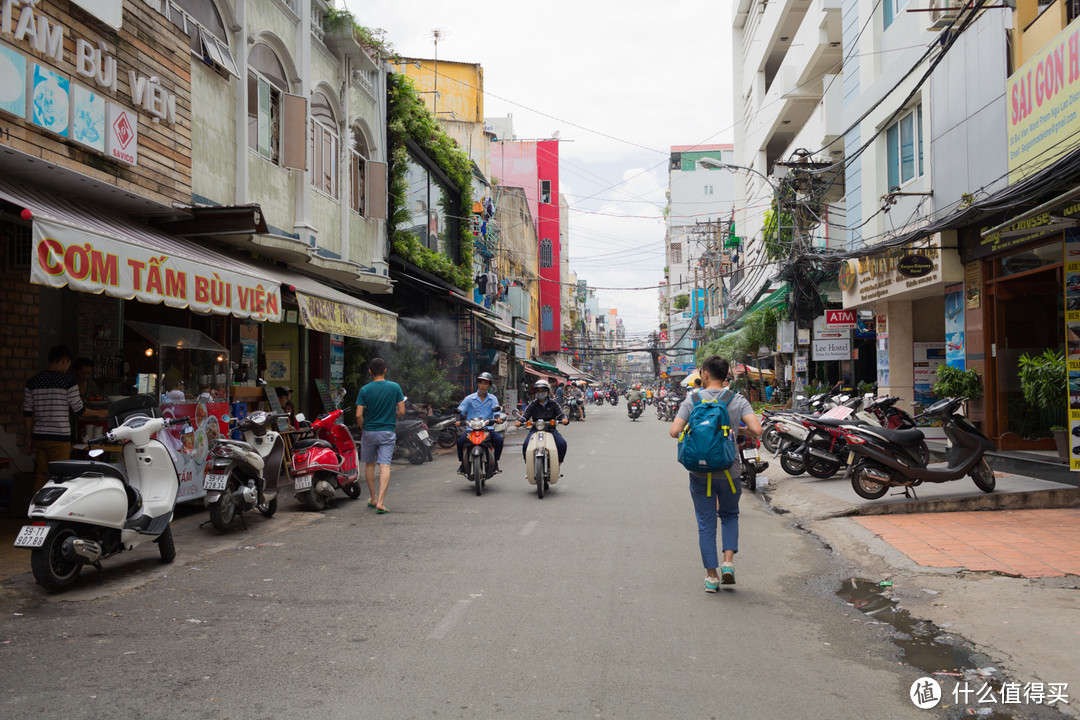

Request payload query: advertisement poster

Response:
[0,45,27,118]
[877,336,890,388]
[31,63,69,137]
[160,400,230,502]
[71,84,106,151]
[330,334,345,384]
[265,350,291,383]
[945,283,965,369]
[1063,229,1080,470]
[913,342,946,410]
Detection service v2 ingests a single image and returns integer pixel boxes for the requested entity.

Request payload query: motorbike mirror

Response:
[295,413,306,423]
[220,414,231,423]
[88,448,104,459]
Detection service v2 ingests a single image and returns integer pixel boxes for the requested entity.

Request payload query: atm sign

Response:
[825,310,857,329]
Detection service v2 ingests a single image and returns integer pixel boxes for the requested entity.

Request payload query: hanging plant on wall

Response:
[387,73,474,290]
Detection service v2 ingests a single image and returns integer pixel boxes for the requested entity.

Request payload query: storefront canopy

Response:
[734,363,775,380]
[472,310,534,343]
[521,358,569,378]
[4,179,282,323]
[548,357,597,381]
[741,284,790,318]
[261,266,397,343]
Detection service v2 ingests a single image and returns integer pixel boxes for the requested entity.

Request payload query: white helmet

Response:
[533,380,550,392]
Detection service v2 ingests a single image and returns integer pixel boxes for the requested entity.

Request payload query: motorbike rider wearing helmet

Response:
[569,381,586,421]
[515,380,569,465]
[456,372,504,474]
[626,384,644,415]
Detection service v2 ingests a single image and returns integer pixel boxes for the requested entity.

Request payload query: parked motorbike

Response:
[627,399,643,421]
[566,396,583,421]
[291,409,362,510]
[393,399,433,465]
[203,410,287,531]
[523,418,561,499]
[737,430,769,493]
[430,408,462,449]
[16,405,189,590]
[461,416,501,496]
[841,397,996,500]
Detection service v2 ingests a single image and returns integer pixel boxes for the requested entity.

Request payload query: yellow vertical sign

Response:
[1065,233,1080,470]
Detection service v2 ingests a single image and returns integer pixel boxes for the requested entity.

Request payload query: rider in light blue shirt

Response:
[456,372,504,473]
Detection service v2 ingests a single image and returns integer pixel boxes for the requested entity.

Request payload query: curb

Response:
[766,487,1080,519]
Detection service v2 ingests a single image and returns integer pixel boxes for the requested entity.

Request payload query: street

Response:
[0,404,1070,719]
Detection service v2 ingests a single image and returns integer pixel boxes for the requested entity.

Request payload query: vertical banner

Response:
[877,314,890,388]
[913,342,946,423]
[945,283,965,369]
[1063,230,1080,470]
[330,334,345,384]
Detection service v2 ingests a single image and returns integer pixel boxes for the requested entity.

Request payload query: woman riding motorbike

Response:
[515,380,569,466]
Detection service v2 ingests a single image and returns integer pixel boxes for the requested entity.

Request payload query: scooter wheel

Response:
[851,465,890,499]
[535,456,546,499]
[744,470,757,493]
[30,523,81,591]
[761,427,781,454]
[780,454,806,476]
[300,487,327,511]
[157,524,176,563]
[805,455,840,479]
[208,477,238,531]
[472,458,484,496]
[342,482,362,499]
[437,430,458,449]
[257,496,279,517]
[971,458,996,493]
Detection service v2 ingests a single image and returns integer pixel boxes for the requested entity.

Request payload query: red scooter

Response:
[290,409,362,510]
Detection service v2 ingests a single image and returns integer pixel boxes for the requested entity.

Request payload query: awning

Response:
[4,179,282,322]
[522,358,568,377]
[734,363,775,380]
[548,356,597,381]
[472,310,534,340]
[523,367,561,385]
[265,268,397,343]
[741,284,789,318]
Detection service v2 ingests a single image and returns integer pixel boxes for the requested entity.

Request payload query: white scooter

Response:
[523,418,563,499]
[15,411,190,590]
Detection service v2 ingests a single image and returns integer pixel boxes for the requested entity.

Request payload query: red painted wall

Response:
[537,140,561,354]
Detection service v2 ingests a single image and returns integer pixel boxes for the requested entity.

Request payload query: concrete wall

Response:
[191,63,238,205]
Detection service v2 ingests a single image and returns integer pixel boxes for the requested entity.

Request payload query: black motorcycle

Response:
[627,399,643,421]
[841,397,995,500]
[393,399,433,465]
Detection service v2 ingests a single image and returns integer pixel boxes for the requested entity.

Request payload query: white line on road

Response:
[427,599,472,640]
[520,520,538,536]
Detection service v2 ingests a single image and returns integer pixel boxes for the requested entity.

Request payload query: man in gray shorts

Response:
[355,357,405,513]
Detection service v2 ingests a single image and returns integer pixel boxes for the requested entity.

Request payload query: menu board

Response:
[1064,230,1080,470]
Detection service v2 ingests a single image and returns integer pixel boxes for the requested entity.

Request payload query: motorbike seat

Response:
[48,460,127,484]
[861,426,926,446]
[292,438,333,451]
[812,416,868,428]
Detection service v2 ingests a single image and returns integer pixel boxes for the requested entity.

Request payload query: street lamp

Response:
[696,156,779,195]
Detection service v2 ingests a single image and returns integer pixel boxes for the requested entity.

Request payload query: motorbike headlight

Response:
[32,486,67,506]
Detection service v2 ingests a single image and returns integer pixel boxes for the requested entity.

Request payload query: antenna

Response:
[425,28,450,117]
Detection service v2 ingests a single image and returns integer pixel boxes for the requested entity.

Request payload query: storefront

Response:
[959,194,1080,449]
[840,233,963,434]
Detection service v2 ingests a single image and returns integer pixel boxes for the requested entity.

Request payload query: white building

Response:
[730,0,845,313]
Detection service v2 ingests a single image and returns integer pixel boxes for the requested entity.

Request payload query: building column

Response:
[878,299,914,408]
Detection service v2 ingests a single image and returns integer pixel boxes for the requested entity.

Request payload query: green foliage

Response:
[343,341,457,424]
[323,8,397,60]
[931,365,984,400]
[387,73,474,290]
[1017,349,1066,412]
[857,380,877,396]
[673,294,689,310]
[761,204,794,262]
[695,306,782,365]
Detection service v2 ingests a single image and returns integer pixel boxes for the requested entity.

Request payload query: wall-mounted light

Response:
[144,347,155,357]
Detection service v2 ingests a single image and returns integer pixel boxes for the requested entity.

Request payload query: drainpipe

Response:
[235,0,248,204]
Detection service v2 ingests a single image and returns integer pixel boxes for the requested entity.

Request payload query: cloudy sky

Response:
[347,1,736,334]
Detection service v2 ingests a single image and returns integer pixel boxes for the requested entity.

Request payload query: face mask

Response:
[536,392,549,401]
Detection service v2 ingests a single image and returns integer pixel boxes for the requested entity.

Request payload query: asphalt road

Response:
[0,403,953,719]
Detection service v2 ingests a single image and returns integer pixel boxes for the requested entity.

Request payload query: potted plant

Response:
[931,365,983,408]
[1017,350,1068,458]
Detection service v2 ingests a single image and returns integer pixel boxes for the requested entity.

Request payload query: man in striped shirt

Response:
[23,345,106,491]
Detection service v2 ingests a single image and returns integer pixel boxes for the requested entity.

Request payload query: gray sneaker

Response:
[720,562,735,585]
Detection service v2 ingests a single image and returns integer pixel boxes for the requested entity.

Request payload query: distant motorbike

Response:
[291,409,362,510]
[566,396,583,421]
[627,399,643,421]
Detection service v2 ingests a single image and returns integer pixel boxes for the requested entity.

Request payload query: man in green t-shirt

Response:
[355,358,405,513]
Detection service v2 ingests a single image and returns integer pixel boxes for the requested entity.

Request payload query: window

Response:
[402,151,459,256]
[670,243,682,265]
[351,128,368,214]
[350,127,387,219]
[886,104,923,190]
[247,44,288,163]
[540,238,553,268]
[540,180,552,204]
[883,0,910,29]
[704,185,714,195]
[167,0,238,77]
[310,92,338,198]
[541,305,554,332]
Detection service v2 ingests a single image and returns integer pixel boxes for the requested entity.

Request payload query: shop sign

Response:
[31,218,282,321]
[106,103,137,164]
[826,309,857,329]
[897,255,934,278]
[1063,229,1080,470]
[838,260,856,292]
[295,292,397,343]
[975,202,1080,259]
[945,283,965,369]
[964,263,981,308]
[812,338,850,362]
[1006,15,1080,183]
[794,354,807,373]
[71,0,123,30]
[813,314,846,339]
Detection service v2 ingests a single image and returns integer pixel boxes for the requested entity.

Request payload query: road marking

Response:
[520,520,538,536]
[428,599,472,640]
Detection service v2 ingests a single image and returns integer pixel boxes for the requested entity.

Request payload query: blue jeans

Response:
[688,470,741,569]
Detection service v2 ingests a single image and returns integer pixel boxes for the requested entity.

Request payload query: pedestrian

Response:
[764,380,775,404]
[23,345,107,491]
[354,358,404,514]
[669,355,762,592]
[554,380,564,405]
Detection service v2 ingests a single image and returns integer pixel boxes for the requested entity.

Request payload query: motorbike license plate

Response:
[417,429,429,441]
[741,448,759,460]
[14,525,49,548]
[294,475,313,491]
[203,473,229,491]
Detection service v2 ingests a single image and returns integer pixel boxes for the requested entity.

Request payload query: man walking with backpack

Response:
[669,355,762,592]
